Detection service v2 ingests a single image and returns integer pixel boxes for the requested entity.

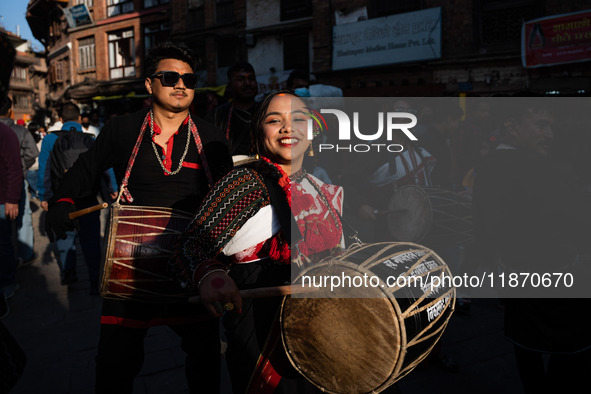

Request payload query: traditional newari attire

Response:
[169,157,344,393]
[51,108,233,393]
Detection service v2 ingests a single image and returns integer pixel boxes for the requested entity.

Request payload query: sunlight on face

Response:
[262,94,311,174]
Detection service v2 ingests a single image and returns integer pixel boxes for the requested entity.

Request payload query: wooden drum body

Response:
[101,204,194,302]
[387,185,473,247]
[281,242,455,394]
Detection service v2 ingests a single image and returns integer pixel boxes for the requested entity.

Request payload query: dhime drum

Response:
[101,204,195,302]
[281,242,455,394]
[387,185,473,247]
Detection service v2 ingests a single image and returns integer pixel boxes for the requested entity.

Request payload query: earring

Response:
[308,145,315,157]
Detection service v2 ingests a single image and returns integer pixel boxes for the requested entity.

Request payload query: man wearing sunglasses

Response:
[45,42,232,393]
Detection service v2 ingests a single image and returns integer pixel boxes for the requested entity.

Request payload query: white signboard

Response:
[63,4,93,28]
[332,7,442,70]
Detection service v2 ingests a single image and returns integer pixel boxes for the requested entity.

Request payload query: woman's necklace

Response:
[302,173,342,235]
[149,109,191,176]
[289,168,307,183]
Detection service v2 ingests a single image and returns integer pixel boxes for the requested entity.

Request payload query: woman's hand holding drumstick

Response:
[197,268,243,317]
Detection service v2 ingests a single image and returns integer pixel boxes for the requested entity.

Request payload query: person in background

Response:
[81,112,101,137]
[210,61,258,161]
[474,99,591,393]
[0,97,39,264]
[38,102,102,291]
[47,113,63,132]
[26,121,43,199]
[0,121,22,318]
[0,32,22,319]
[286,69,311,97]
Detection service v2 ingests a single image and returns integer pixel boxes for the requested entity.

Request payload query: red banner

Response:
[522,10,591,68]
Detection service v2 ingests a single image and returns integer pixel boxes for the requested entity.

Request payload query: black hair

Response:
[226,61,255,80]
[27,121,41,142]
[60,102,81,122]
[145,42,200,77]
[0,96,12,116]
[286,69,309,89]
[0,32,16,106]
[27,121,40,133]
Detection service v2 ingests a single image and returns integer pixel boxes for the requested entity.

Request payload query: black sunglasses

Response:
[150,71,198,89]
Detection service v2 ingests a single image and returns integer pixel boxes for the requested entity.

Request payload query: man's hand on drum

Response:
[199,270,242,317]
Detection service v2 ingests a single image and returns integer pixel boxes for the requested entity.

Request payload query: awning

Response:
[196,85,226,96]
[92,91,150,101]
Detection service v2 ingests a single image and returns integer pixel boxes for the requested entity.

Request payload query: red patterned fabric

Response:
[292,175,343,257]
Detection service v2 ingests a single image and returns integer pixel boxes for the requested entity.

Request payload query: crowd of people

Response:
[2,37,591,394]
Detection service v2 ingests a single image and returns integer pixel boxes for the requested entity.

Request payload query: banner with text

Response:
[332,7,442,71]
[522,9,591,68]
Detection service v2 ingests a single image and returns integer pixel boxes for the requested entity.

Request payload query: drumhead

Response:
[281,242,455,393]
[281,297,401,394]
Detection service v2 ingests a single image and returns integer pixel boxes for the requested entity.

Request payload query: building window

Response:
[188,0,205,28]
[476,0,543,49]
[144,0,170,8]
[76,0,94,7]
[109,29,135,79]
[283,32,309,71]
[280,0,312,21]
[144,22,171,53]
[107,0,134,17]
[11,66,27,82]
[53,61,64,83]
[78,37,96,71]
[216,0,234,24]
[13,95,30,109]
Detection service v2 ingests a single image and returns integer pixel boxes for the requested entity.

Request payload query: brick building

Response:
[27,0,174,120]
[1,28,47,123]
[239,0,591,97]
[169,0,247,87]
[327,0,591,97]
[25,0,591,121]
[302,0,590,97]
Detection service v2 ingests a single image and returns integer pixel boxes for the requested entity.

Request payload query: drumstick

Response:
[68,202,109,219]
[187,284,318,304]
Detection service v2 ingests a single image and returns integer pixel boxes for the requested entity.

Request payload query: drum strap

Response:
[339,213,363,245]
[261,173,303,248]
